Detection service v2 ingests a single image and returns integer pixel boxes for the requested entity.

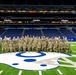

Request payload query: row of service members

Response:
[0,36,71,53]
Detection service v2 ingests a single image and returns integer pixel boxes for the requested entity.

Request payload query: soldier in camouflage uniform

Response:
[36,37,41,52]
[58,40,64,52]
[27,42,30,52]
[47,41,52,52]
[17,39,22,52]
[3,39,8,53]
[8,39,13,52]
[12,37,17,52]
[22,41,27,52]
[41,36,46,52]
[31,37,37,52]
[53,40,58,52]
[64,40,71,53]
[0,37,2,52]
[33,37,38,52]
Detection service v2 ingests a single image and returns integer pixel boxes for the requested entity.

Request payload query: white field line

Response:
[75,69,76,70]
[39,71,42,75]
[69,42,76,43]
[57,69,62,75]
[58,60,69,63]
[71,44,75,46]
[62,57,74,65]
[0,70,3,74]
[18,70,22,75]
[59,64,76,68]
[72,55,76,57]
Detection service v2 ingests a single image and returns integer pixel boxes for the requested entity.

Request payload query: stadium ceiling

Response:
[0,0,76,5]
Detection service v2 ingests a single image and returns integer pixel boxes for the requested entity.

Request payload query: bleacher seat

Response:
[60,29,76,38]
[0,29,5,36]
[2,29,23,38]
[42,29,63,38]
[24,29,42,37]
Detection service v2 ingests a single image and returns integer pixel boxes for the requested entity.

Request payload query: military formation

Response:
[0,35,71,53]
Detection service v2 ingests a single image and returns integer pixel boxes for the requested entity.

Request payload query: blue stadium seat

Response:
[2,29,23,38]
[42,29,63,38]
[24,29,42,37]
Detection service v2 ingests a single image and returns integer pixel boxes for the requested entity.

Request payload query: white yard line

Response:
[71,45,75,46]
[72,55,76,57]
[18,70,22,75]
[39,71,42,75]
[75,69,76,70]
[69,42,76,43]
[57,69,62,75]
[59,64,75,68]
[0,70,3,74]
[62,57,75,65]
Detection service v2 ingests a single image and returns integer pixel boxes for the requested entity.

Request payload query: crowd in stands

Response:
[0,35,71,53]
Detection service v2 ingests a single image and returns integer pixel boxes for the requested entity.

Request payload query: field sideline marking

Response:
[39,71,42,75]
[57,69,62,75]
[18,70,22,75]
[0,70,3,74]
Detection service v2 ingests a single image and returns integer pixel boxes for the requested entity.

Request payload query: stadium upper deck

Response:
[0,0,76,26]
[0,5,76,26]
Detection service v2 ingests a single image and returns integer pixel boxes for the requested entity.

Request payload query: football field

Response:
[0,42,76,75]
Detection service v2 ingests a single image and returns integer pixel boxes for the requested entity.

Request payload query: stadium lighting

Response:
[33,19,40,21]
[61,20,68,22]
[4,19,12,22]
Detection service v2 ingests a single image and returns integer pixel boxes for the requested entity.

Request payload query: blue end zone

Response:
[16,52,46,58]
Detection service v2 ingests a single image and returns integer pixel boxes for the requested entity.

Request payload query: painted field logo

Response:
[0,52,74,71]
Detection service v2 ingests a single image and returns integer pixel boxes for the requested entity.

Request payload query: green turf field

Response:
[0,42,76,75]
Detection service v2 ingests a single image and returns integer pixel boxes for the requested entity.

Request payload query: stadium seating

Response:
[59,29,76,41]
[60,29,76,38]
[42,29,63,38]
[24,29,42,37]
[0,28,76,41]
[0,29,5,36]
[1,29,23,38]
[72,29,76,33]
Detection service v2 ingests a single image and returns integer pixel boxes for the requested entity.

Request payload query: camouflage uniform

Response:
[47,41,52,52]
[17,39,22,52]
[58,40,64,52]
[53,40,58,52]
[3,40,8,53]
[9,40,13,52]
[12,39,17,52]
[22,41,27,52]
[64,41,71,53]
[36,39,41,52]
[0,37,2,52]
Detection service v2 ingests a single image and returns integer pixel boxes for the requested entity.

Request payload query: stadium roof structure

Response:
[0,0,76,5]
